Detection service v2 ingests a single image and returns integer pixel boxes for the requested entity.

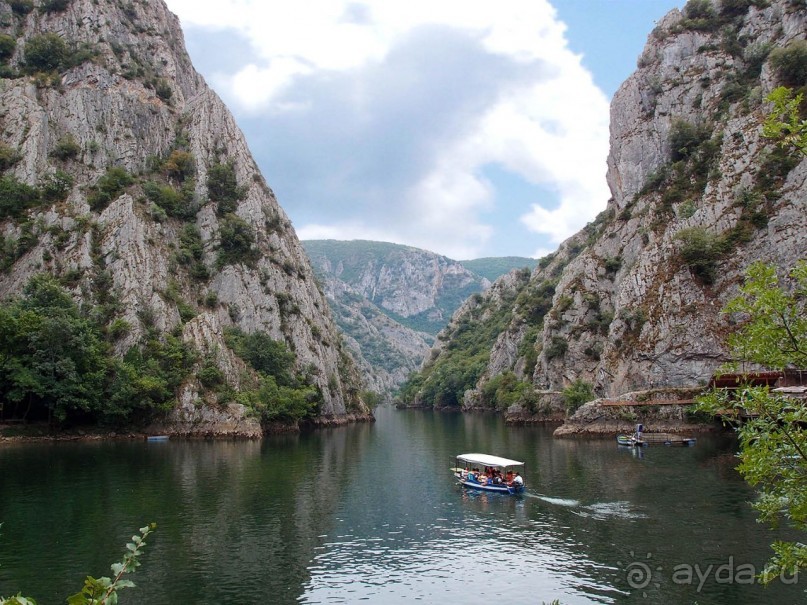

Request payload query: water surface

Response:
[0,407,802,604]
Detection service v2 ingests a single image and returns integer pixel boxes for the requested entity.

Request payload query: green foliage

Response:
[603,256,622,276]
[545,335,568,360]
[40,170,74,203]
[108,331,197,417]
[562,379,594,414]
[481,371,535,411]
[640,123,721,221]
[197,356,224,388]
[163,150,195,182]
[8,0,33,15]
[719,0,754,17]
[23,33,67,72]
[223,326,320,422]
[49,135,81,161]
[175,224,209,281]
[142,180,194,219]
[668,119,711,162]
[40,0,71,13]
[0,143,21,171]
[675,226,723,284]
[153,78,172,102]
[216,214,258,268]
[0,274,107,422]
[696,262,807,582]
[769,39,807,89]
[0,175,40,218]
[66,523,155,605]
[0,35,17,62]
[681,0,719,30]
[206,162,246,215]
[763,87,807,156]
[398,270,537,408]
[0,276,198,424]
[224,327,295,386]
[87,167,134,211]
[236,374,318,423]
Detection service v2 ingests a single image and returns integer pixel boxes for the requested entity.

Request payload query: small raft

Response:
[617,433,696,447]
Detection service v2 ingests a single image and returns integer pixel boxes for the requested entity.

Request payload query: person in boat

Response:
[467,468,480,483]
[511,473,524,488]
[505,470,514,483]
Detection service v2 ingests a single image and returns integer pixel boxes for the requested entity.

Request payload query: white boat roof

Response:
[457,453,524,467]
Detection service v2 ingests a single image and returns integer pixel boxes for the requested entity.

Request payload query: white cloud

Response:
[164,0,612,258]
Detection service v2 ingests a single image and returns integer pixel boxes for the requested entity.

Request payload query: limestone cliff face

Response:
[0,0,369,431]
[303,240,491,394]
[408,0,806,413]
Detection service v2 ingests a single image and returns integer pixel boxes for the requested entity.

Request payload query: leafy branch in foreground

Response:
[696,261,806,583]
[67,523,156,605]
[0,523,156,605]
[763,86,807,157]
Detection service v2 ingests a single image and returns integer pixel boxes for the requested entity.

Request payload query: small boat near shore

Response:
[452,453,526,495]
[616,433,696,447]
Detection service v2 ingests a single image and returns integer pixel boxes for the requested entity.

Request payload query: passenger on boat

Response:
[505,470,514,483]
[512,473,524,487]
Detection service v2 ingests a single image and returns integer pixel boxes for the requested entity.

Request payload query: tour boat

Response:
[452,453,526,495]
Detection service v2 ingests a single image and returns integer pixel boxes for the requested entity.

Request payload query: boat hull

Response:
[457,478,525,495]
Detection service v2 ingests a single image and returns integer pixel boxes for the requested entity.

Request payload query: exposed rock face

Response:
[404,0,806,420]
[303,240,491,394]
[0,0,369,434]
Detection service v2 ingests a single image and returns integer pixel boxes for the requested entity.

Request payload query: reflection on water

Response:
[0,406,802,604]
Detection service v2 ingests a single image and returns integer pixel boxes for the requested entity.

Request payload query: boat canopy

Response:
[456,453,524,468]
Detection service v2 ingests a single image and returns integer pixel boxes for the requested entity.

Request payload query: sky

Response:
[162,0,685,260]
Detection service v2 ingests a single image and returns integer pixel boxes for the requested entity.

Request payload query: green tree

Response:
[562,379,594,414]
[763,87,807,156]
[0,275,107,423]
[696,261,807,582]
[23,33,67,72]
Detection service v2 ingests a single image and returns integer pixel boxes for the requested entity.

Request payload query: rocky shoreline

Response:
[553,388,725,438]
[0,408,376,444]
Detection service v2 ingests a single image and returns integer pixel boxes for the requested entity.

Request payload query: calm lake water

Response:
[0,406,803,604]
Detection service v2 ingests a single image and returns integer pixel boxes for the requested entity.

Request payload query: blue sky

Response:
[164,0,684,260]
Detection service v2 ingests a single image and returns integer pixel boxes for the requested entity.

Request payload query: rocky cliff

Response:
[303,239,496,394]
[399,0,806,418]
[0,0,370,434]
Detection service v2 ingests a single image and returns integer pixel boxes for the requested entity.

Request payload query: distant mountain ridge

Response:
[303,239,535,394]
[460,257,538,282]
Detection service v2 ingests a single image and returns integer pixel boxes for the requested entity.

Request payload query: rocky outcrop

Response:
[0,0,370,434]
[553,388,719,437]
[403,0,807,423]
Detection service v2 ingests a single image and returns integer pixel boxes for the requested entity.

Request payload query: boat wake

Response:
[526,493,647,519]
[528,494,580,507]
[574,501,648,520]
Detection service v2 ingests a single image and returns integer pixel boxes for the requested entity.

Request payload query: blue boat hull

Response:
[457,478,525,495]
